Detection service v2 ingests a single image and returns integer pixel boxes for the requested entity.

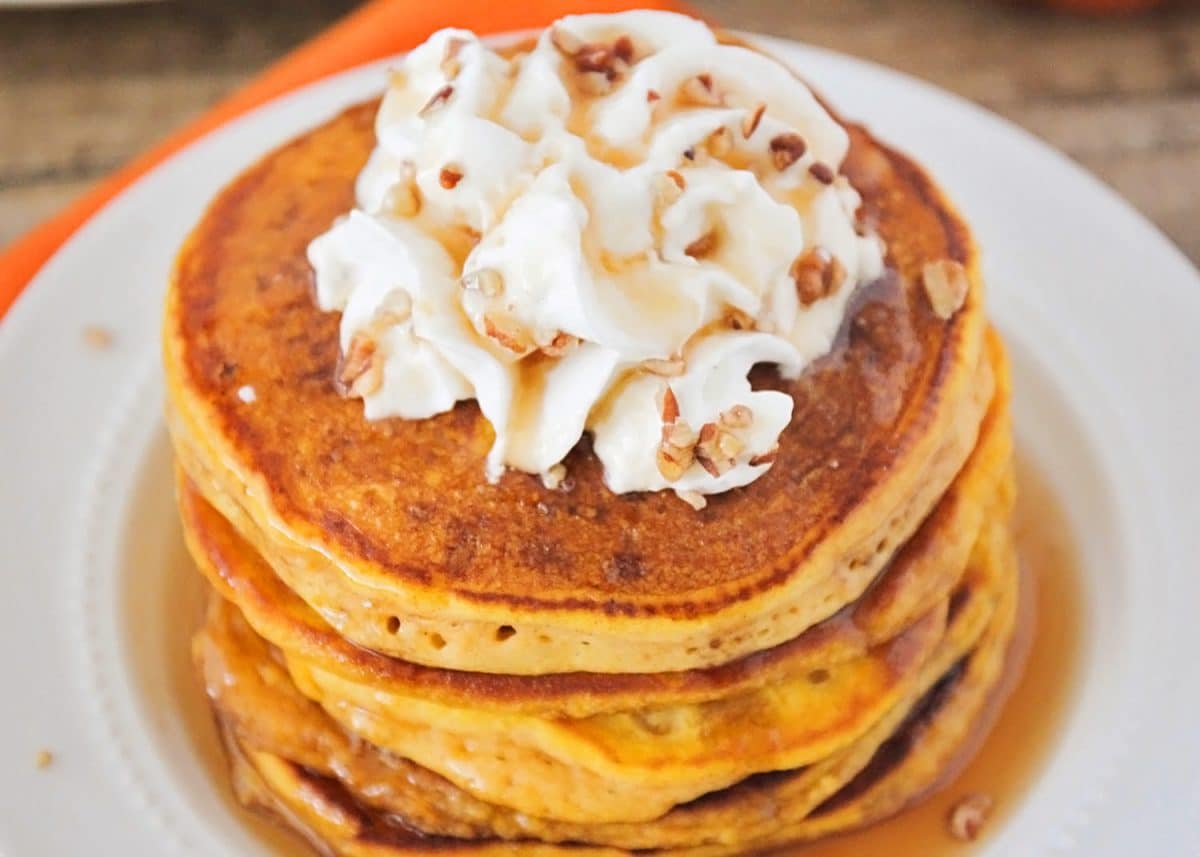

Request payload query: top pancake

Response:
[164,38,990,674]
[177,328,1010,716]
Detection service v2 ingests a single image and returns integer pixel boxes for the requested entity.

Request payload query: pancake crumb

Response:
[82,325,113,349]
[947,793,993,841]
[236,385,258,404]
[34,749,53,770]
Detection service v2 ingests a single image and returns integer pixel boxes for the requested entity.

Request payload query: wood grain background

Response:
[1,0,1198,262]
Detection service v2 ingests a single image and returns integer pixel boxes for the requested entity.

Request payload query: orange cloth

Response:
[0,0,685,321]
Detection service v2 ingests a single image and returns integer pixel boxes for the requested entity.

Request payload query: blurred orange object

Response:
[1041,0,1168,12]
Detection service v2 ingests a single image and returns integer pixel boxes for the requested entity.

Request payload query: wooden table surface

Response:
[2,0,1198,263]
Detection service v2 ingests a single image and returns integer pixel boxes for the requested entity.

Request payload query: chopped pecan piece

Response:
[791,246,847,306]
[541,463,568,490]
[680,73,722,106]
[540,331,579,357]
[654,171,685,208]
[656,444,693,482]
[922,259,969,319]
[717,430,744,459]
[552,28,635,92]
[657,391,698,482]
[769,133,807,170]
[808,161,836,184]
[695,422,737,477]
[575,43,619,73]
[685,230,719,259]
[339,334,383,397]
[661,386,680,424]
[727,309,756,331]
[612,35,635,63]
[483,314,533,354]
[662,420,698,448]
[742,102,766,139]
[387,162,422,216]
[419,84,454,117]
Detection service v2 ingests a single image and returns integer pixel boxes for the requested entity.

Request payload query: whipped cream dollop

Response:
[308,11,884,506]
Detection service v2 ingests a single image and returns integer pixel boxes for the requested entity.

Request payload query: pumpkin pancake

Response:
[164,77,991,676]
[177,329,1011,720]
[197,511,1016,850]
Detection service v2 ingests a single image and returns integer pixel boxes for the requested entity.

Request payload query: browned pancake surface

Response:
[168,94,972,612]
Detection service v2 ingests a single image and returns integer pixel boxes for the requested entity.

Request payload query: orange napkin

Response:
[0,0,686,322]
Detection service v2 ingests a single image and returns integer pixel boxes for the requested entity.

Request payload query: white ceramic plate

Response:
[1,32,1198,857]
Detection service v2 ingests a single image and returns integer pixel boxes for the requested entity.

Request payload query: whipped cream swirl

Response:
[308,11,884,505]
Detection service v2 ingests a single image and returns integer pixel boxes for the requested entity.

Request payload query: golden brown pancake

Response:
[164,83,991,675]
[196,511,1015,851]
[176,330,1010,719]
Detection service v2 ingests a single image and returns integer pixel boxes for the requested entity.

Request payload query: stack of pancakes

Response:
[163,43,1018,856]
